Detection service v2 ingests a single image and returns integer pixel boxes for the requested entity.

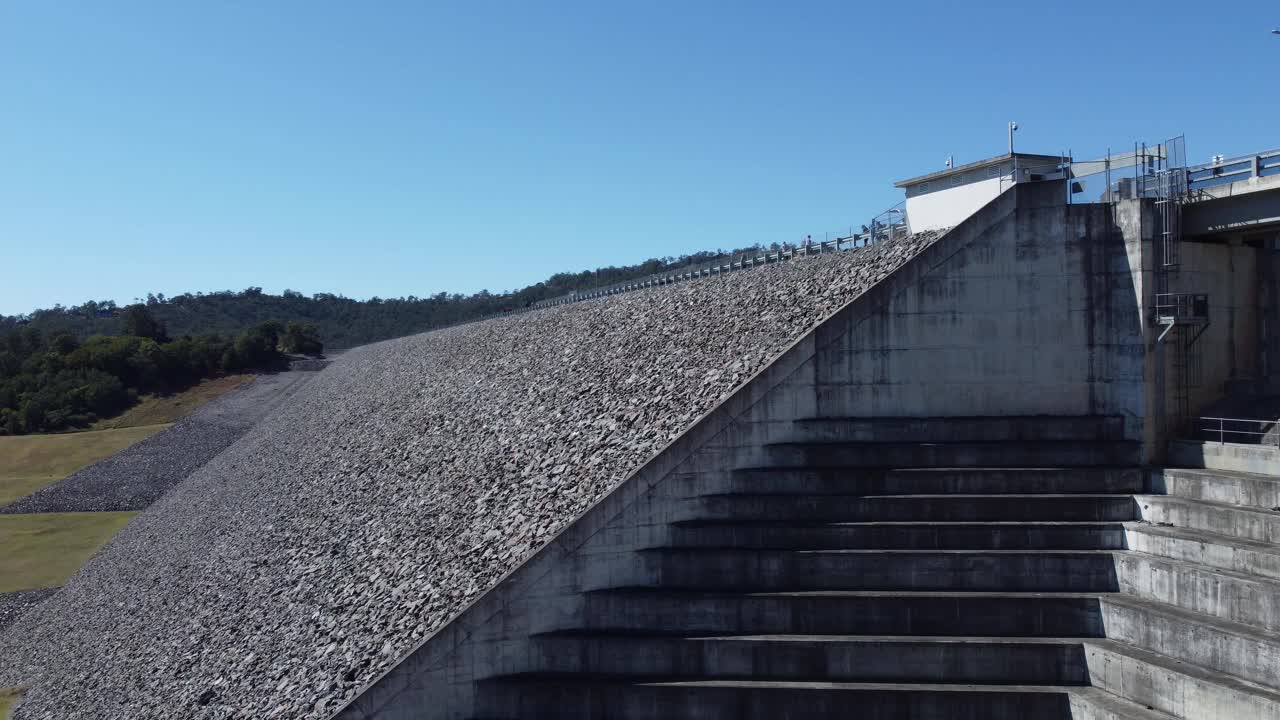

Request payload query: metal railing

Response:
[1186,148,1280,192]
[1197,416,1280,448]
[496,201,910,316]
[1153,293,1209,325]
[418,201,914,337]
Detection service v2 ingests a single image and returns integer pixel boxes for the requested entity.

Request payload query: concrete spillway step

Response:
[1067,687,1181,720]
[791,415,1126,443]
[578,589,1106,637]
[471,678,1174,720]
[525,633,1090,684]
[762,440,1141,468]
[670,521,1128,550]
[724,466,1145,496]
[1125,521,1280,580]
[1153,467,1280,510]
[694,493,1138,522]
[1114,550,1280,631]
[1136,494,1280,543]
[642,548,1120,592]
[1100,593,1280,688]
[1084,638,1280,720]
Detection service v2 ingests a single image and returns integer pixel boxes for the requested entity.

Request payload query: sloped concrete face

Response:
[334,183,1159,719]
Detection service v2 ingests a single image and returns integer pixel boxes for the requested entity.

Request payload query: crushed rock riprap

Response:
[0,231,942,719]
[0,589,57,632]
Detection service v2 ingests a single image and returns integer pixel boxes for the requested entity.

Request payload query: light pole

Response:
[1008,121,1018,155]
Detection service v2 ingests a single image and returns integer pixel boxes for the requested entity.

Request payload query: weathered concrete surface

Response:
[1264,233,1280,394]
[457,416,1151,719]
[1168,440,1279,476]
[1110,196,1268,460]
[1176,240,1261,417]
[814,182,1145,431]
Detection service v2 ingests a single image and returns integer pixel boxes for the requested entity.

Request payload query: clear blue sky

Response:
[2,1,1277,315]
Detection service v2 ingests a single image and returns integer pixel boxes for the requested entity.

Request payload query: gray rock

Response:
[0,589,57,632]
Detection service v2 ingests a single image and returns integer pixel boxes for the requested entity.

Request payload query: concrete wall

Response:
[1109,200,1267,456]
[819,181,1145,434]
[1181,175,1280,397]
[1177,241,1260,416]
[1169,440,1279,476]
[1124,208,1266,440]
[330,182,1150,719]
[1264,234,1280,394]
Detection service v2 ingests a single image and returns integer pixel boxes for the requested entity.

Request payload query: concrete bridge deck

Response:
[1184,172,1280,238]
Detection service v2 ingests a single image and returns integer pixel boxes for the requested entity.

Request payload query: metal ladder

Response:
[1148,136,1208,433]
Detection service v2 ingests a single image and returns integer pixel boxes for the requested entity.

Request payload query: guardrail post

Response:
[1219,417,1225,445]
[1253,155,1261,180]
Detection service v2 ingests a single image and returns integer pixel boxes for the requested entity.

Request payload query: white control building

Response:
[896,152,1067,233]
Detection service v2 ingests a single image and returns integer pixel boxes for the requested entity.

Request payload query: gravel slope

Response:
[0,233,940,719]
[0,589,56,633]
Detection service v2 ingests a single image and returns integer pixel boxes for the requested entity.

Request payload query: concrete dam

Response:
[2,145,1278,719]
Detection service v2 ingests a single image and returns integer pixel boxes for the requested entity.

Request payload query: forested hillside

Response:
[1,245,771,349]
[0,305,321,435]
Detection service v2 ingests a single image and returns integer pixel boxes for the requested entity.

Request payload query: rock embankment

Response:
[0,231,941,719]
[0,589,56,633]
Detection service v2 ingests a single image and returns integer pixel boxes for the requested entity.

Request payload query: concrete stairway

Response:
[1099,465,1280,718]
[470,418,1280,719]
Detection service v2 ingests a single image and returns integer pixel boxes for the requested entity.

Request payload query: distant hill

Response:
[2,245,771,349]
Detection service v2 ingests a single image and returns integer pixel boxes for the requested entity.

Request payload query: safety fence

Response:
[1196,416,1280,448]
[1187,148,1280,193]
[434,201,910,329]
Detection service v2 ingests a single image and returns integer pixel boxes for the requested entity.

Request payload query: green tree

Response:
[122,304,168,342]
[282,322,323,355]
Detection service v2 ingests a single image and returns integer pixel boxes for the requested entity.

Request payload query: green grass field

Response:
[0,512,138,593]
[0,687,19,718]
[0,425,168,508]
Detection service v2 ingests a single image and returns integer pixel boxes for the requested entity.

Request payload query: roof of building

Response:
[894,152,1068,188]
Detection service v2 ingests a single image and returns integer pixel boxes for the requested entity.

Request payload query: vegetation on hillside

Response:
[0,245,776,349]
[0,306,321,435]
[91,375,253,431]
